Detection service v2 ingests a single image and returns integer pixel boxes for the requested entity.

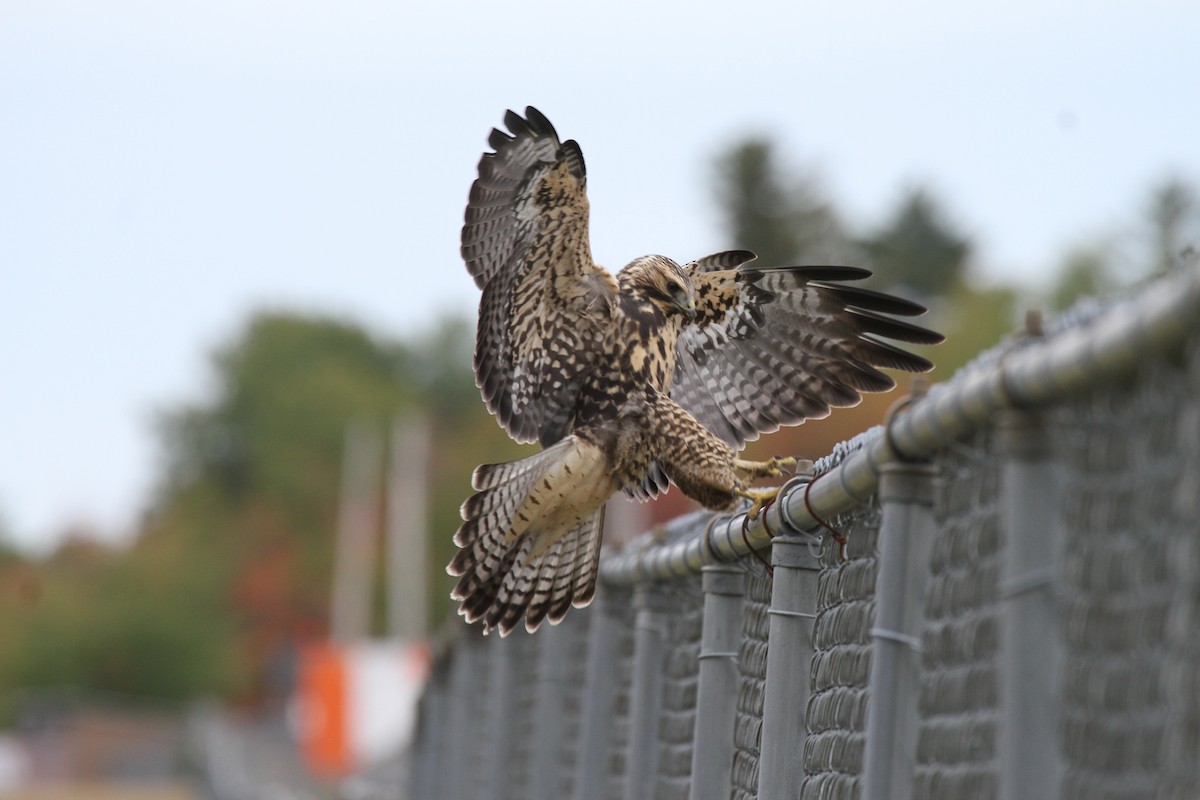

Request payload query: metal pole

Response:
[624,584,669,800]
[998,409,1064,800]
[387,415,429,639]
[862,461,938,800]
[756,530,823,799]
[576,587,626,800]
[689,564,744,800]
[483,634,519,800]
[532,624,571,800]
[411,682,446,800]
[331,422,383,642]
[445,635,482,800]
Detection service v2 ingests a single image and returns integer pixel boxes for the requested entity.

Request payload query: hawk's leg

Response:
[643,393,802,517]
[735,485,782,520]
[733,456,797,482]
[732,457,800,519]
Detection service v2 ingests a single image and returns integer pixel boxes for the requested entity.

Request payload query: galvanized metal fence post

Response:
[756,529,823,799]
[483,635,519,800]
[531,623,571,800]
[410,681,445,800]
[576,586,625,800]
[998,409,1064,799]
[688,564,745,800]
[862,461,938,800]
[444,635,484,800]
[625,584,670,800]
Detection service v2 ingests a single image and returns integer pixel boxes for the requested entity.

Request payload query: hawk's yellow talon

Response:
[769,456,798,477]
[733,456,798,482]
[736,486,782,520]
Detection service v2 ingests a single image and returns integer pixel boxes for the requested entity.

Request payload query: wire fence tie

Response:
[769,609,817,621]
[780,486,826,560]
[741,511,774,578]
[804,476,848,562]
[871,626,923,653]
[1000,567,1056,599]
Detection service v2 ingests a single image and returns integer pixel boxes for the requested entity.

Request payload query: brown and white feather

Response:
[463,107,617,447]
[673,253,943,448]
[449,435,612,635]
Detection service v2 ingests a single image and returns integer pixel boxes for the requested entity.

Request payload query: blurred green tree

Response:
[0,311,504,709]
[712,137,855,265]
[153,312,469,697]
[1145,177,1196,276]
[0,529,239,718]
[710,140,1001,379]
[1049,244,1116,311]
[859,187,971,296]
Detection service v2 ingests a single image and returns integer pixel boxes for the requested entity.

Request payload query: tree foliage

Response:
[1049,244,1116,311]
[0,311,499,709]
[0,531,239,720]
[711,138,1005,379]
[712,138,854,266]
[859,188,971,297]
[1145,176,1196,276]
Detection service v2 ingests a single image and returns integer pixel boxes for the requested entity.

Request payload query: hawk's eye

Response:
[665,280,681,295]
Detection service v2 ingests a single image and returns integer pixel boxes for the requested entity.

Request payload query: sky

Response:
[2,0,1197,552]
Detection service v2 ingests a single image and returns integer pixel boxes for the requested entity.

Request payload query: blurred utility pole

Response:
[387,415,429,639]
[331,422,383,643]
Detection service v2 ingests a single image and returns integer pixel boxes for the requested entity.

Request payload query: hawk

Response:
[449,107,942,635]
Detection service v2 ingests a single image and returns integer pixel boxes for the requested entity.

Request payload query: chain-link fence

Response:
[409,256,1200,800]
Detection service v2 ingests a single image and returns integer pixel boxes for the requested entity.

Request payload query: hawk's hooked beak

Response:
[675,293,697,320]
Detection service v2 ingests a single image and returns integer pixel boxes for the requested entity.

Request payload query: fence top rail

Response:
[599,256,1200,586]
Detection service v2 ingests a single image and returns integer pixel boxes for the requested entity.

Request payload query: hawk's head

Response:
[618,255,696,321]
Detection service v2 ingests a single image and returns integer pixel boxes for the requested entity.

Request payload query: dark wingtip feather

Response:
[524,106,557,138]
[559,139,587,180]
[845,307,946,345]
[503,108,534,137]
[858,335,937,372]
[690,250,757,273]
[487,127,513,151]
[810,281,931,317]
[752,265,874,282]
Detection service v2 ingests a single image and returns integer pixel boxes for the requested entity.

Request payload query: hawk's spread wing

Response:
[463,107,616,447]
[672,250,944,448]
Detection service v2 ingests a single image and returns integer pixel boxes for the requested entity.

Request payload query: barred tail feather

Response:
[448,435,613,635]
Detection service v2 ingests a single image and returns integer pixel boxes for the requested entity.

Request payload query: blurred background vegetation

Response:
[0,140,1195,723]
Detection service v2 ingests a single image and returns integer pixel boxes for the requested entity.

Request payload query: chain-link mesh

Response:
[1162,340,1200,800]
[604,588,637,800]
[653,578,705,800]
[729,563,771,800]
[1055,345,1200,800]
[408,270,1200,800]
[551,611,592,800]
[913,434,1004,799]
[502,632,539,799]
[799,506,881,800]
